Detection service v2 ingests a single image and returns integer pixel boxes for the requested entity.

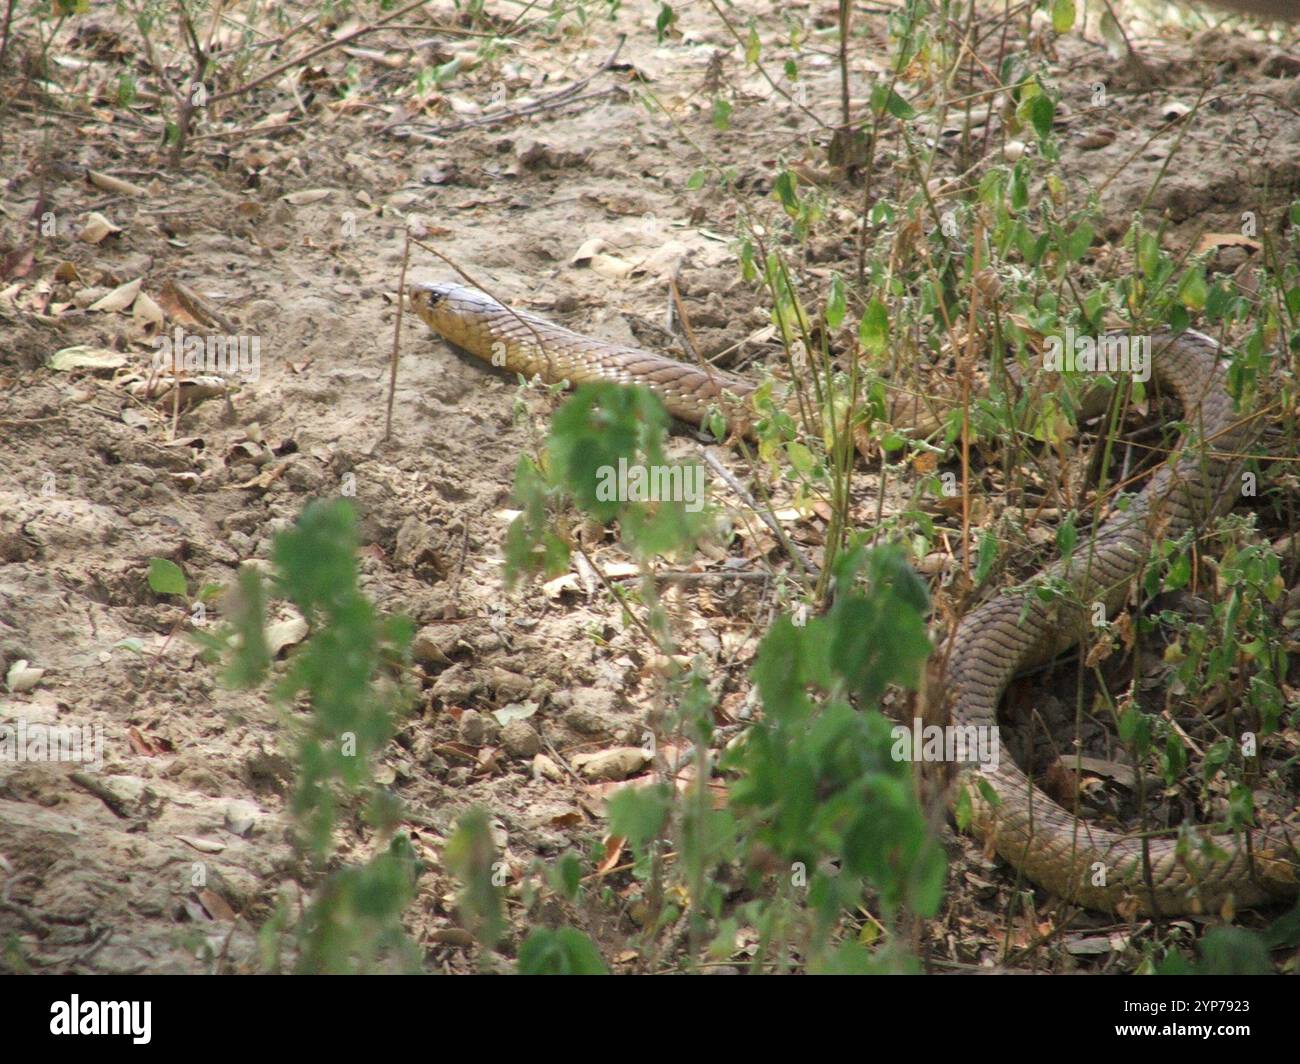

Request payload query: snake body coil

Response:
[411,281,1297,914]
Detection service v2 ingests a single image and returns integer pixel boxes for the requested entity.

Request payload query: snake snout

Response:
[408,282,449,310]
[409,282,502,317]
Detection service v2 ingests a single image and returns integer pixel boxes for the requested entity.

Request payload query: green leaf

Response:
[1138,232,1161,279]
[1065,221,1093,262]
[773,169,799,215]
[548,852,584,902]
[975,775,1000,807]
[711,96,732,131]
[1164,550,1191,592]
[1176,267,1208,311]
[1056,512,1077,563]
[1010,164,1029,211]
[1197,927,1272,975]
[1026,92,1055,142]
[654,3,675,43]
[857,298,889,354]
[1162,731,1188,787]
[444,808,504,950]
[708,409,727,441]
[953,784,973,830]
[547,383,666,516]
[518,927,608,974]
[1284,285,1300,318]
[974,530,998,586]
[1050,0,1076,32]
[607,784,672,848]
[825,274,846,330]
[751,617,813,722]
[1099,12,1126,56]
[432,57,461,86]
[1263,900,1300,949]
[871,84,915,120]
[827,547,931,705]
[785,440,815,476]
[147,557,187,597]
[1118,706,1152,756]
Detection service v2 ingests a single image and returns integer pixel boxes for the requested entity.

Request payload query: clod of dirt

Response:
[490,667,531,702]
[571,747,650,782]
[411,624,457,667]
[458,709,486,746]
[531,753,564,782]
[562,688,625,736]
[500,720,542,759]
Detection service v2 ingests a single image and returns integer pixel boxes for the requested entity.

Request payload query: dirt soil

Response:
[1,1,1298,973]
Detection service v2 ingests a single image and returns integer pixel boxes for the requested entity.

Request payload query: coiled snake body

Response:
[411,281,1298,914]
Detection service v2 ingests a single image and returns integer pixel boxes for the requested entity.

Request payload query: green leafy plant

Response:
[199,499,419,973]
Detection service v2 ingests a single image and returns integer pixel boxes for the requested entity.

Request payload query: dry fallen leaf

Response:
[2,246,35,280]
[48,346,127,372]
[1193,232,1262,255]
[176,835,225,854]
[1074,128,1116,151]
[266,613,309,657]
[86,170,147,197]
[6,659,45,692]
[88,277,143,313]
[132,289,164,328]
[542,572,582,598]
[197,890,238,922]
[127,726,169,756]
[570,236,605,266]
[594,835,626,876]
[127,376,228,409]
[79,211,122,244]
[282,188,335,205]
[155,280,209,327]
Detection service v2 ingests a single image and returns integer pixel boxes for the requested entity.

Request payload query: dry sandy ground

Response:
[1,1,1297,972]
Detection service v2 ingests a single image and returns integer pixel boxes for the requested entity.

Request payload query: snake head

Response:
[408,281,511,358]
[409,281,499,310]
[407,281,453,321]
[408,281,504,329]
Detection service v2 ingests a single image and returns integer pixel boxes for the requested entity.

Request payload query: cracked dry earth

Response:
[1,1,1299,972]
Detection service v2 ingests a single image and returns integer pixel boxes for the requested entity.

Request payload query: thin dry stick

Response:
[386,230,413,440]
[574,544,657,645]
[701,450,818,577]
[959,223,988,582]
[390,33,627,136]
[666,275,739,403]
[0,0,17,78]
[395,86,622,138]
[208,0,434,104]
[169,2,212,167]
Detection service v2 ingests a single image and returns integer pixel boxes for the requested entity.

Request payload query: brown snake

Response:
[410,281,1298,914]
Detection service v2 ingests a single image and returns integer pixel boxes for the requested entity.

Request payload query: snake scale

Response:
[410,281,1298,915]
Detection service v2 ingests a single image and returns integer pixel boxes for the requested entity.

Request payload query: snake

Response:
[410,281,1298,915]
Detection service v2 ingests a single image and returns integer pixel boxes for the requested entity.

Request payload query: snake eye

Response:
[411,283,454,309]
